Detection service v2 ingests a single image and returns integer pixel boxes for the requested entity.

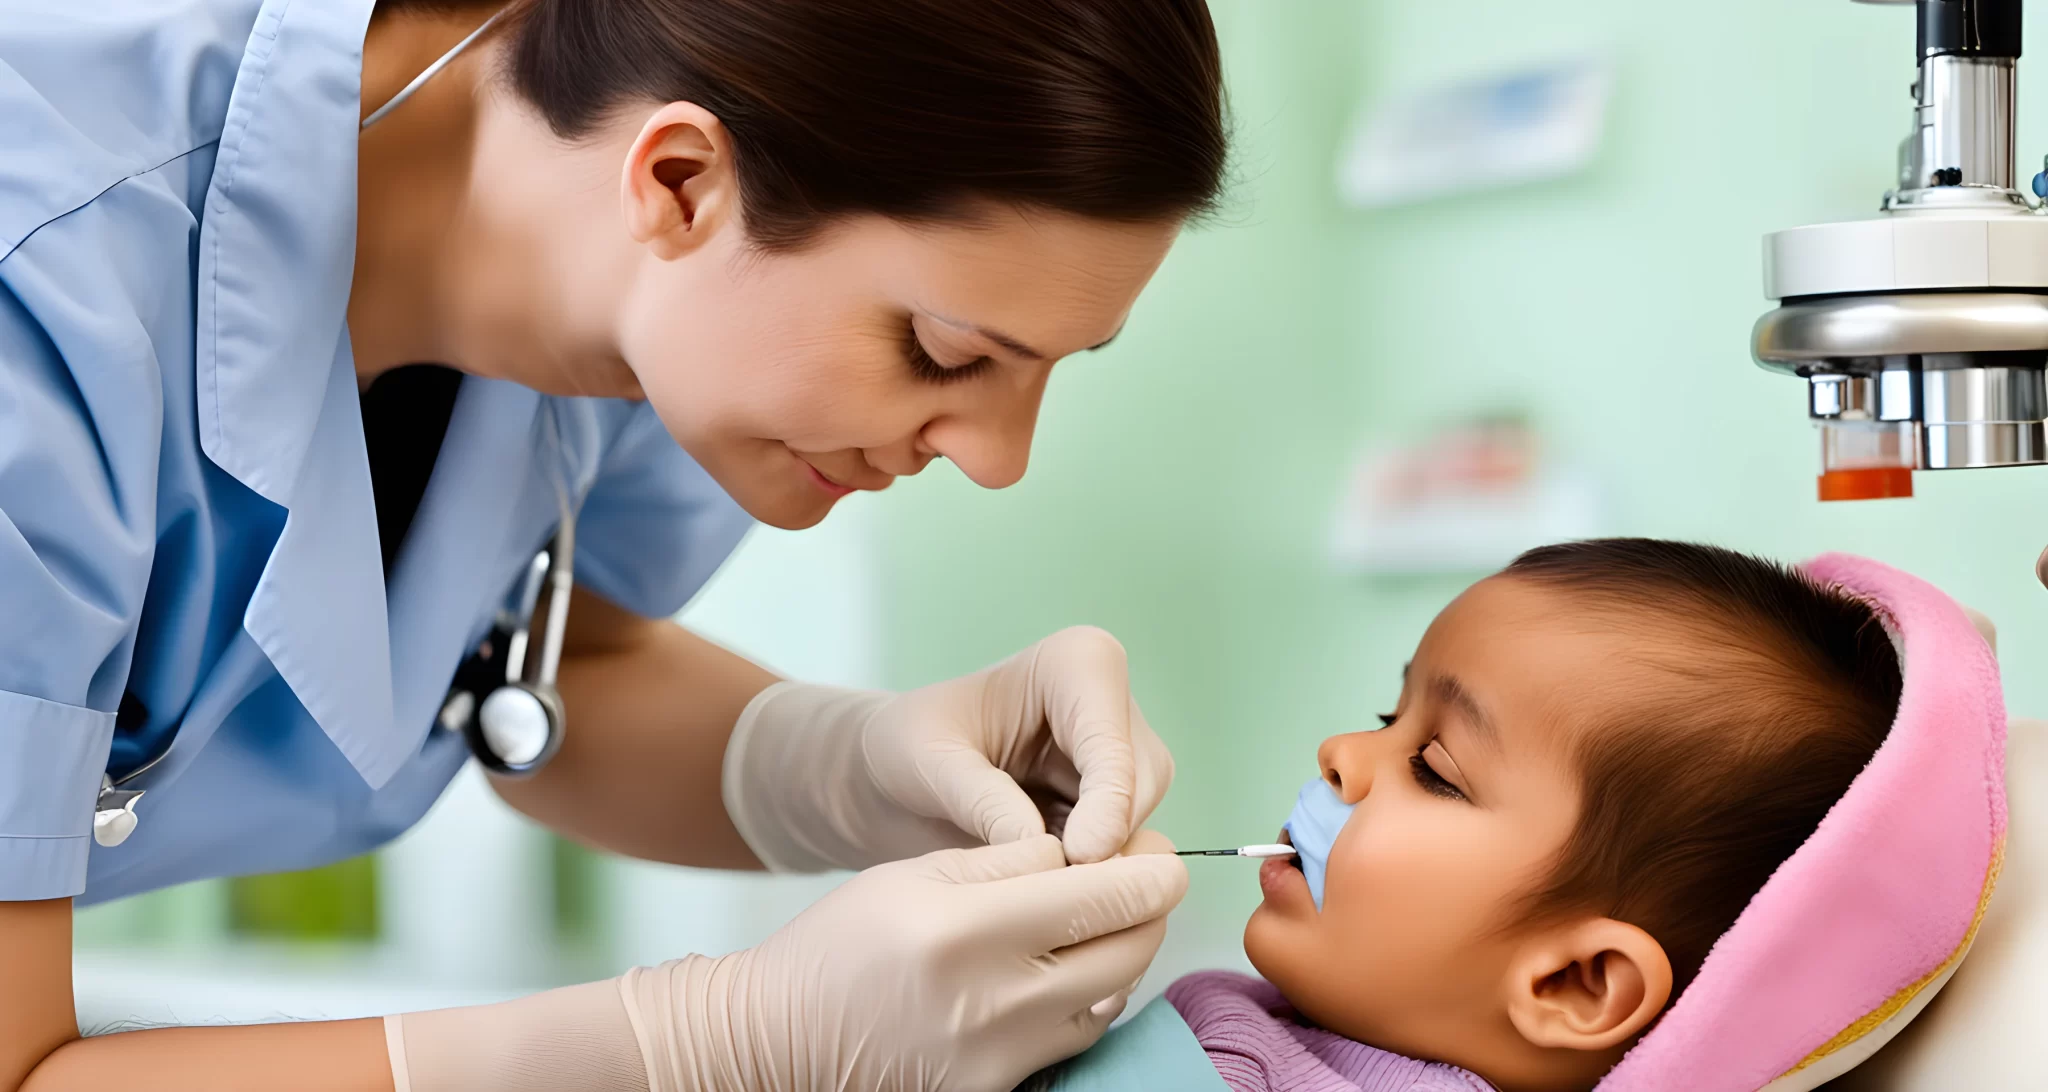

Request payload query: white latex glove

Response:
[387,833,1186,1092]
[723,626,1173,871]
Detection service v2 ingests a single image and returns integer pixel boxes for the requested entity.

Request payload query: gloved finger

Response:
[1023,701,1168,838]
[923,737,1052,846]
[1026,783,1076,840]
[1005,937,1155,1083]
[1118,829,1176,856]
[1124,700,1173,832]
[991,850,1187,953]
[1024,734,1083,800]
[1031,627,1144,865]
[1060,702,1174,866]
[1007,989,1130,1083]
[1086,988,1131,1027]
[1021,911,1170,1016]
[921,832,1068,885]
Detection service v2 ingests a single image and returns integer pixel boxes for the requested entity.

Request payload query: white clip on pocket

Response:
[94,774,145,848]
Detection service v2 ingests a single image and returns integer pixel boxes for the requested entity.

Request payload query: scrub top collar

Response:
[196,0,373,507]
[195,0,429,789]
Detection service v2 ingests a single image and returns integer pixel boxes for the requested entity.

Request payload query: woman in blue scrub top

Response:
[0,0,1226,1088]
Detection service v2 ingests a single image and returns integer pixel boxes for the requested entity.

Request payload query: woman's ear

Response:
[620,101,738,260]
[1501,917,1673,1053]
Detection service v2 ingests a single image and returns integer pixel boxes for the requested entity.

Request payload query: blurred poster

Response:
[1330,415,1607,574]
[1338,54,1613,208]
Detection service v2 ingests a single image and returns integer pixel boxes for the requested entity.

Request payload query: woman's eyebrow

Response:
[929,314,1126,360]
[1429,674,1502,755]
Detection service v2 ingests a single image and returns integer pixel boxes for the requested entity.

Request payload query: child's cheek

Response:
[1326,809,1482,933]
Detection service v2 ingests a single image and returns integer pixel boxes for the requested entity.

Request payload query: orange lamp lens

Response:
[1818,466,1914,502]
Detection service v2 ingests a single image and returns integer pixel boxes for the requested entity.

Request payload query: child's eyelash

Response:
[1409,746,1465,801]
[905,329,994,385]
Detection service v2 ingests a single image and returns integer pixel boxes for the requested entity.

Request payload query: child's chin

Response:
[1242,914,1339,1027]
[1241,903,1301,977]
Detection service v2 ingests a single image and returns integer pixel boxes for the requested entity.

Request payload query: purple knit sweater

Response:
[1163,972,1497,1092]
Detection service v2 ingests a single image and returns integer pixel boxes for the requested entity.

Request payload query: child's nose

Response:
[1316,731,1377,806]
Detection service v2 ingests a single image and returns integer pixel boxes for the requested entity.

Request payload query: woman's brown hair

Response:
[378,0,1228,249]
[1501,539,1903,998]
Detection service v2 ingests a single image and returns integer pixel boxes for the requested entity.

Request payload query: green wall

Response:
[871,0,2048,964]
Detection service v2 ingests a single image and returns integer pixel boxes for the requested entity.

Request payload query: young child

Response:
[1034,538,1913,1092]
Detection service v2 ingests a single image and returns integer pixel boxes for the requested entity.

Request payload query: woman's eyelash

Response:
[1409,746,1465,801]
[906,329,995,385]
[1375,712,1397,728]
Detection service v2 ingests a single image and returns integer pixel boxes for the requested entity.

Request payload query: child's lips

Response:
[1259,854,1312,910]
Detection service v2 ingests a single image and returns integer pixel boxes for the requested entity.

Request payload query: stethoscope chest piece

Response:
[466,682,565,775]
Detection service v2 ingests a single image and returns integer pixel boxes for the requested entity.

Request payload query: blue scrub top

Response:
[0,0,752,903]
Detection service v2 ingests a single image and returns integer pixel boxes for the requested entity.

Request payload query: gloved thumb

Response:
[997,852,1189,952]
[923,833,1069,885]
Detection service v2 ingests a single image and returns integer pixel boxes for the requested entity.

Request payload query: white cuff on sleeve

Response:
[0,688,115,900]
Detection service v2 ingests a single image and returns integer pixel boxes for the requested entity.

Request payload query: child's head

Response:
[1243,539,1903,1092]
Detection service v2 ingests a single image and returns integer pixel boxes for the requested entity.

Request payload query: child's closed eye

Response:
[1409,746,1466,801]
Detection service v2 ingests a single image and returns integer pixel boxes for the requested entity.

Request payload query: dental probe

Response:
[1174,844,1297,858]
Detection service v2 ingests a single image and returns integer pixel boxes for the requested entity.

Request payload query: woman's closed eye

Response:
[1409,742,1466,801]
[905,328,995,385]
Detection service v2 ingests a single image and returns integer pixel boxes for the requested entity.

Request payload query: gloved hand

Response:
[387,833,1187,1092]
[722,626,1173,870]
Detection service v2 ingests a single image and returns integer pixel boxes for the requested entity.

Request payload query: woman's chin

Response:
[752,498,836,531]
[725,476,840,530]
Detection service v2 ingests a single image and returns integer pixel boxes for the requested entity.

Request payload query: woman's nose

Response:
[922,381,1046,490]
[863,435,937,479]
[1316,732,1379,806]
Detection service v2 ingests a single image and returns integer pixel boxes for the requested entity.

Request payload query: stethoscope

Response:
[437,402,578,780]
[378,9,576,779]
[91,14,560,848]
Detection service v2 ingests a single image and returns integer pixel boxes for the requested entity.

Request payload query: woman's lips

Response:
[801,462,856,499]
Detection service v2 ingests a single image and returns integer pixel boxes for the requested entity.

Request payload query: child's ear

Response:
[1500,917,1673,1053]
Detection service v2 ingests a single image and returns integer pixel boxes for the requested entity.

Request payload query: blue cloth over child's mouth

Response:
[1284,778,1357,911]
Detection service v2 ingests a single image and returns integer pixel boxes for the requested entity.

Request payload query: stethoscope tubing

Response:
[359,9,508,132]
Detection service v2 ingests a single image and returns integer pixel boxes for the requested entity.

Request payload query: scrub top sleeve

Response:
[0,280,154,901]
[573,402,753,620]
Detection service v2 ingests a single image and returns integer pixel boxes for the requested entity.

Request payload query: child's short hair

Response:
[1500,539,1903,996]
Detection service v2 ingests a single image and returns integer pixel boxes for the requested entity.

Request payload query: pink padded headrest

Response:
[1597,553,2007,1092]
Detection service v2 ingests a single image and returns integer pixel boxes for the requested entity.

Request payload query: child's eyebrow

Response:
[1430,674,1502,756]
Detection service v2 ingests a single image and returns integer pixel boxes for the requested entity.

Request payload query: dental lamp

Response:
[1753,0,2048,500]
